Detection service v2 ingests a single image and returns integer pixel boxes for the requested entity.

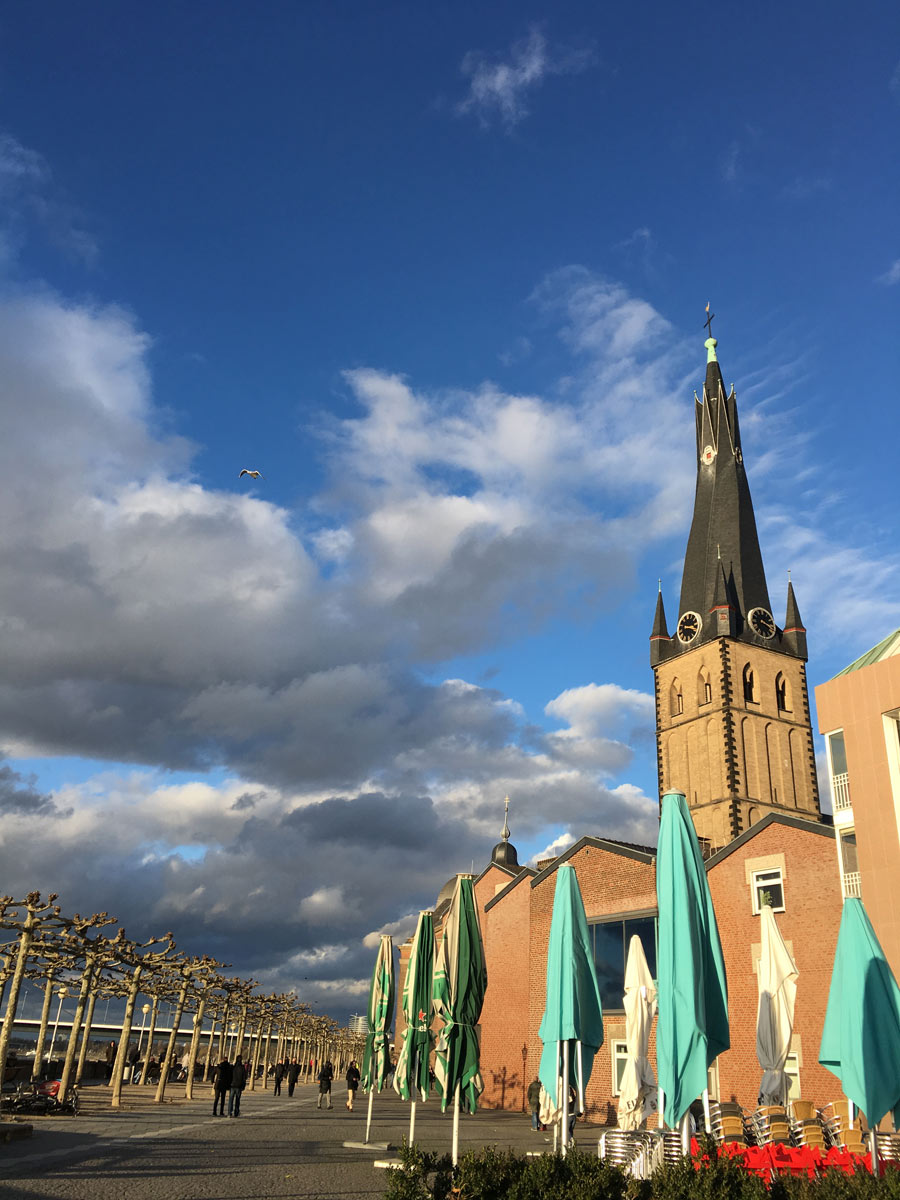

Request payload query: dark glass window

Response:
[589,915,658,1011]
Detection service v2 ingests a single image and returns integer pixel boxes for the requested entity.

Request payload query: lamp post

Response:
[521,1042,528,1113]
[47,987,69,1067]
[138,1003,151,1055]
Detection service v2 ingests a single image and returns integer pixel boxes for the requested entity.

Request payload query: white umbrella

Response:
[756,903,798,1106]
[618,935,658,1130]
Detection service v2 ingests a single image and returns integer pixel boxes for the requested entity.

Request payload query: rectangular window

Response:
[785,1052,800,1099]
[611,1039,629,1096]
[589,915,658,1011]
[751,868,785,914]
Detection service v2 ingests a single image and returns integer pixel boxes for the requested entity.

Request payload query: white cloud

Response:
[456,27,594,130]
[876,259,900,286]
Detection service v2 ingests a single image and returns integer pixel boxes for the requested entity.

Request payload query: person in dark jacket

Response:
[287,1059,301,1097]
[316,1060,334,1109]
[345,1061,360,1111]
[229,1058,247,1116]
[213,1058,232,1116]
[527,1077,542,1130]
[273,1059,285,1096]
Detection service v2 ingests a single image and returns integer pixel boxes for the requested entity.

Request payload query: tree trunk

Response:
[185,996,206,1100]
[60,956,94,1098]
[261,1020,273,1090]
[140,995,159,1084]
[0,916,34,1095]
[75,987,98,1084]
[110,968,142,1107]
[203,1015,217,1081]
[31,973,56,1082]
[155,981,189,1103]
[217,1004,228,1062]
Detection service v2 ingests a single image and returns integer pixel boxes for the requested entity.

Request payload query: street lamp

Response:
[47,987,69,1068]
[521,1043,528,1113]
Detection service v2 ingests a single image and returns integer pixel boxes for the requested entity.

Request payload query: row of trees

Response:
[0,891,361,1108]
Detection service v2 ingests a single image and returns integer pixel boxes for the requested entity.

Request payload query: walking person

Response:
[345,1060,360,1111]
[316,1060,334,1109]
[272,1059,285,1096]
[527,1076,542,1130]
[287,1059,300,1097]
[104,1040,118,1083]
[212,1058,232,1116]
[229,1057,247,1117]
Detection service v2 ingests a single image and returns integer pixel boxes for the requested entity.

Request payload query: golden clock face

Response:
[677,611,701,644]
[748,607,775,639]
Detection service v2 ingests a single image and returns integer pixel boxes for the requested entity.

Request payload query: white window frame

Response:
[785,1052,800,1098]
[611,1038,629,1096]
[751,867,785,915]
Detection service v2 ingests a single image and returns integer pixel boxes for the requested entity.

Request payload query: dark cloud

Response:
[0,757,65,818]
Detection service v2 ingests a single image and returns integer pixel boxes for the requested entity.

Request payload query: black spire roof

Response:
[677,336,772,643]
[490,796,520,870]
[649,586,670,667]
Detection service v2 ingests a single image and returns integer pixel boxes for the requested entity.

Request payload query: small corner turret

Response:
[781,577,808,661]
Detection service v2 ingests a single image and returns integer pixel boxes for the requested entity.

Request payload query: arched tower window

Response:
[670,679,684,716]
[743,664,757,705]
[698,666,712,706]
[775,672,791,712]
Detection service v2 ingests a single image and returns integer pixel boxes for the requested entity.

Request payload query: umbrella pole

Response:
[871,1129,879,1177]
[561,1040,570,1156]
[680,1113,690,1156]
[702,1087,711,1134]
[658,1086,665,1129]
[451,1080,461,1166]
[364,1087,374,1145]
[576,1040,585,1113]
[409,1098,416,1145]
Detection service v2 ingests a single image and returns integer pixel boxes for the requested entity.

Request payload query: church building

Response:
[409,323,848,1120]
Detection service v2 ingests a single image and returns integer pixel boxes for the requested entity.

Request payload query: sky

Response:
[0,2,898,1022]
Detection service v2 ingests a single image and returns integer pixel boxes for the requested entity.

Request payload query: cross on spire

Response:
[704,302,715,338]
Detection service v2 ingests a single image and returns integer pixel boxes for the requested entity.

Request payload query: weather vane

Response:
[704,302,715,338]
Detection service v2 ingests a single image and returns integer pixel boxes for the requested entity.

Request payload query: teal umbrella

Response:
[819,897,900,1134]
[538,863,604,1150]
[394,910,435,1145]
[656,790,729,1132]
[433,875,487,1164]
[361,934,395,1144]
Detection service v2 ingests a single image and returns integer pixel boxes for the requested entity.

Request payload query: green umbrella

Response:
[537,864,604,1150]
[394,910,435,1144]
[656,790,729,1134]
[433,875,487,1164]
[819,897,900,1135]
[361,934,395,1144]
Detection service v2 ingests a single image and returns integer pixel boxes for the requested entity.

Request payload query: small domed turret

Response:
[490,796,519,868]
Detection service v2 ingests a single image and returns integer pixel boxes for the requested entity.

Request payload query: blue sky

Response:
[0,2,898,1019]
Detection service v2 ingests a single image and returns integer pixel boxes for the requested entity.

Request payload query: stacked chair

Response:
[708,1100,748,1145]
[749,1105,793,1147]
[822,1101,867,1153]
[597,1129,659,1177]
[789,1100,827,1151]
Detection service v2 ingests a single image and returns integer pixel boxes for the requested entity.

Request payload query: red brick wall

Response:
[479,876,532,1110]
[707,822,842,1110]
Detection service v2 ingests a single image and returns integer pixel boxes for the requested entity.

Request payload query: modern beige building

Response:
[816,628,900,979]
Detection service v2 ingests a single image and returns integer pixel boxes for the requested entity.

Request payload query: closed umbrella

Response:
[618,934,658,1130]
[537,864,604,1152]
[433,875,487,1165]
[394,910,435,1145]
[361,934,395,1145]
[656,790,729,1148]
[819,897,900,1171]
[756,902,798,1107]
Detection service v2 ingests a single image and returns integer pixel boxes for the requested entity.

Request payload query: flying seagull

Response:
[239,469,264,480]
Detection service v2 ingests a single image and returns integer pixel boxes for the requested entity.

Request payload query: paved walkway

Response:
[0,1082,592,1199]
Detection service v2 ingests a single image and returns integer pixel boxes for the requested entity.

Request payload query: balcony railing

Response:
[842,871,862,898]
[832,772,852,811]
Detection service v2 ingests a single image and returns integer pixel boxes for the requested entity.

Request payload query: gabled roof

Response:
[832,627,900,678]
[704,811,834,868]
[483,865,537,912]
[529,834,656,889]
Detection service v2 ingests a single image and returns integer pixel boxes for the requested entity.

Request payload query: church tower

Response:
[650,323,820,849]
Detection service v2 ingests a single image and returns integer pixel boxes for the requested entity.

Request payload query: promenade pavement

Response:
[0,1080,595,1199]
